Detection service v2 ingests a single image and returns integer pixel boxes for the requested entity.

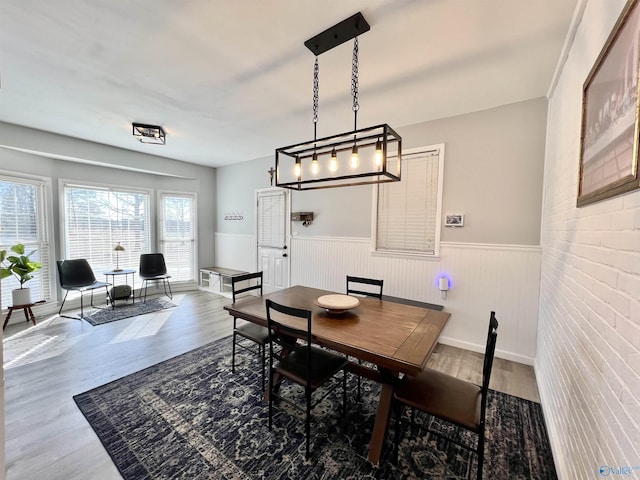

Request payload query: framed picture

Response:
[444,214,464,227]
[578,0,640,207]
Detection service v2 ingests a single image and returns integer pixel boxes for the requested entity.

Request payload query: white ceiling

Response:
[0,0,578,168]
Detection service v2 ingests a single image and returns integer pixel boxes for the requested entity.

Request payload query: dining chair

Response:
[57,259,111,319]
[346,275,384,400]
[231,271,269,391]
[392,311,499,480]
[266,299,348,459]
[138,253,172,302]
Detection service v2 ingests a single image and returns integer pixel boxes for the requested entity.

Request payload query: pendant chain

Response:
[313,56,319,140]
[351,37,359,114]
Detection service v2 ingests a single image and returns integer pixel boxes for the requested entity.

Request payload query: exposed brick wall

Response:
[538,1,640,478]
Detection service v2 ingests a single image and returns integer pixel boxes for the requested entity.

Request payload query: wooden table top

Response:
[225,285,450,376]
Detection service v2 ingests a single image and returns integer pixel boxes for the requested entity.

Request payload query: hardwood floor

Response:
[2,291,539,479]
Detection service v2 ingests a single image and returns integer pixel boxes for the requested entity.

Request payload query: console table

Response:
[199,266,248,295]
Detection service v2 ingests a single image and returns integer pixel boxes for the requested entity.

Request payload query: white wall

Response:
[402,98,548,245]
[538,0,640,478]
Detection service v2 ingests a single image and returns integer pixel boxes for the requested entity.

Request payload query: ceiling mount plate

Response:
[304,12,370,56]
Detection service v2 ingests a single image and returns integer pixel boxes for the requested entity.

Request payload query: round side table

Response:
[103,269,136,306]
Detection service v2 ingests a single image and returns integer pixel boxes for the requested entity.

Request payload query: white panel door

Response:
[256,189,290,293]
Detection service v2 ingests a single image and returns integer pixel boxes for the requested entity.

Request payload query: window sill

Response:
[370,249,441,261]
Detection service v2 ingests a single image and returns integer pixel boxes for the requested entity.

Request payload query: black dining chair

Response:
[266,299,348,459]
[393,311,499,480]
[139,253,172,302]
[57,259,111,319]
[231,271,269,391]
[346,275,384,400]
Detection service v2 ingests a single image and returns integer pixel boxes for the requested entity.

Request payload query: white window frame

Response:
[371,143,445,258]
[59,179,153,273]
[158,190,197,282]
[0,171,55,306]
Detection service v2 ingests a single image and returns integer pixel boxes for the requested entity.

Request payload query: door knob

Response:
[283,253,288,257]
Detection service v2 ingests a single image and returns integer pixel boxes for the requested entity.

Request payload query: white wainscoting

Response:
[215,233,542,365]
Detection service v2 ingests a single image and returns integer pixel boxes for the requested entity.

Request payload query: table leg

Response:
[27,307,37,326]
[367,370,398,465]
[3,309,14,330]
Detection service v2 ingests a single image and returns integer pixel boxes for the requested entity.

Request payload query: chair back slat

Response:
[346,275,383,299]
[232,271,263,303]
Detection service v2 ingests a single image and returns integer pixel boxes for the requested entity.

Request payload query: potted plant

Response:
[1,243,43,306]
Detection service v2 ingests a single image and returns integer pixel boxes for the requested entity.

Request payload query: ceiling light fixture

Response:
[275,12,401,190]
[132,123,166,145]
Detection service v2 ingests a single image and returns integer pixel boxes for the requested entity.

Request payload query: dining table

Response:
[224,284,450,465]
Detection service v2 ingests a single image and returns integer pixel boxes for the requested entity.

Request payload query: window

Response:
[257,190,286,248]
[159,192,196,282]
[0,175,52,306]
[374,144,445,256]
[62,183,151,274]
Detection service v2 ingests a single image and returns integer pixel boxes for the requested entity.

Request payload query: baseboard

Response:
[439,335,535,366]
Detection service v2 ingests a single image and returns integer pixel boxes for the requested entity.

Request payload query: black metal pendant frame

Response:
[276,12,401,190]
[276,124,401,190]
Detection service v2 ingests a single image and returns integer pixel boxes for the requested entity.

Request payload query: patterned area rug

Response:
[84,298,176,326]
[74,337,557,479]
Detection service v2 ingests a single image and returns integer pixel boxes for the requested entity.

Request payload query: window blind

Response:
[0,176,51,306]
[63,184,151,275]
[160,193,195,282]
[257,191,286,248]
[376,148,441,255]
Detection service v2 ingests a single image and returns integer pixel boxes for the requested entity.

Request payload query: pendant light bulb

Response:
[351,145,359,168]
[294,157,301,178]
[311,152,319,174]
[329,148,338,172]
[375,139,383,166]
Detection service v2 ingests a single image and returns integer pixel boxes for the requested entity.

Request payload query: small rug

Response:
[83,298,176,326]
[74,337,557,479]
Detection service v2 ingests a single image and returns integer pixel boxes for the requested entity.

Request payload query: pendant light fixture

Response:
[275,12,401,190]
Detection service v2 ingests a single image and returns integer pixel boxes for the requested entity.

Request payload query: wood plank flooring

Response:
[2,291,539,480]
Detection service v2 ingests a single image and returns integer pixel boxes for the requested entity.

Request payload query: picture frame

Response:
[578,0,640,207]
[444,214,464,227]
